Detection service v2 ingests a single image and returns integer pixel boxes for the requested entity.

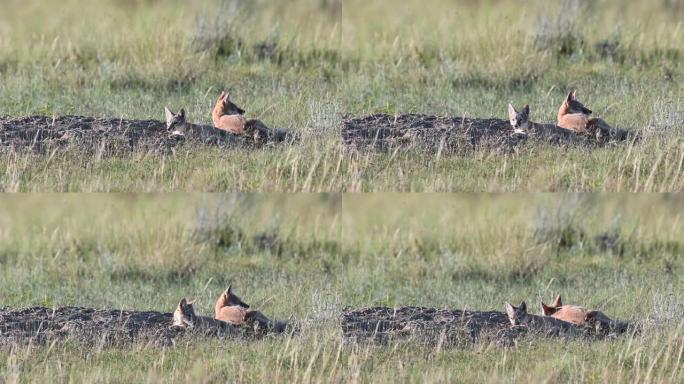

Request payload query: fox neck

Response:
[558,101,571,121]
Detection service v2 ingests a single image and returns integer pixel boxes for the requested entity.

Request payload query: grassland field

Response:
[0,0,682,192]
[0,194,683,382]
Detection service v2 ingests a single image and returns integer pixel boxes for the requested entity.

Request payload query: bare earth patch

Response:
[0,306,262,347]
[341,306,634,347]
[342,114,629,153]
[0,115,253,154]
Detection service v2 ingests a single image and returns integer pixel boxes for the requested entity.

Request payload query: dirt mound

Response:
[0,306,251,347]
[342,114,613,153]
[341,306,634,347]
[341,306,520,347]
[0,115,252,154]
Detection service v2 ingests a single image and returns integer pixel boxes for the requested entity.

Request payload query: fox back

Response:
[540,295,628,333]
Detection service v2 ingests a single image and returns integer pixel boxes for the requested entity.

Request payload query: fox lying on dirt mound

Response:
[541,294,631,334]
[165,107,237,142]
[557,91,629,142]
[211,91,289,143]
[172,298,234,331]
[506,301,584,337]
[214,285,287,333]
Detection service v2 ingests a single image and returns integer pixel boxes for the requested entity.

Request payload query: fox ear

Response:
[164,107,174,122]
[508,104,517,120]
[179,108,186,118]
[566,91,574,102]
[522,105,530,115]
[519,301,527,312]
[552,294,562,307]
[179,298,187,308]
[541,302,553,315]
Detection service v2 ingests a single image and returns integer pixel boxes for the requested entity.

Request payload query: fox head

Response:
[560,91,592,116]
[507,104,530,133]
[540,294,563,316]
[505,301,531,327]
[173,298,197,329]
[218,285,250,308]
[215,91,246,116]
[164,107,187,133]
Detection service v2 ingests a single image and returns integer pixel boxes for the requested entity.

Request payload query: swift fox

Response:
[507,104,531,134]
[214,285,287,333]
[172,297,233,331]
[212,91,289,143]
[541,295,630,333]
[505,301,581,337]
[557,91,614,136]
[164,106,237,142]
[212,91,248,134]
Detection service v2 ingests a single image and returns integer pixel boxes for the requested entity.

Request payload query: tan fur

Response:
[540,295,613,328]
[212,91,246,134]
[214,286,273,329]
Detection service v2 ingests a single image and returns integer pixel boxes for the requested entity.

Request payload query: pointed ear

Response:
[567,91,574,102]
[585,311,598,321]
[505,302,516,318]
[187,299,196,305]
[541,302,554,315]
[179,298,187,308]
[179,108,186,118]
[227,284,232,294]
[553,294,562,307]
[217,91,226,103]
[508,104,517,120]
[522,105,530,115]
[164,107,174,122]
[519,301,527,312]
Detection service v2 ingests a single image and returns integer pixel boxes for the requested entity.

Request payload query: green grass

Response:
[0,194,682,382]
[0,0,682,192]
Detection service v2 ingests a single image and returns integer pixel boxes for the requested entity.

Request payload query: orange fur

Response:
[212,91,246,134]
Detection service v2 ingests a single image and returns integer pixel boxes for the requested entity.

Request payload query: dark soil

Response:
[341,306,634,347]
[0,306,252,348]
[341,306,522,347]
[342,114,629,153]
[0,115,253,155]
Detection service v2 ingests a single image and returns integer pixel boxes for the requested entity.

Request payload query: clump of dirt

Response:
[342,114,624,154]
[0,306,254,347]
[341,306,520,347]
[0,115,253,155]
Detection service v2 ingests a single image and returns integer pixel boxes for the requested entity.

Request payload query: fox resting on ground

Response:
[541,294,630,334]
[505,301,582,338]
[557,91,617,140]
[214,285,287,333]
[211,91,289,143]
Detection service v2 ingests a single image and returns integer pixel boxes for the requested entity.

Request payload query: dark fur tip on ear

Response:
[519,301,527,311]
[179,108,186,117]
[180,298,187,307]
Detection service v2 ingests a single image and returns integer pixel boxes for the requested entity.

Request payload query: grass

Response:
[0,194,683,382]
[0,0,682,192]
